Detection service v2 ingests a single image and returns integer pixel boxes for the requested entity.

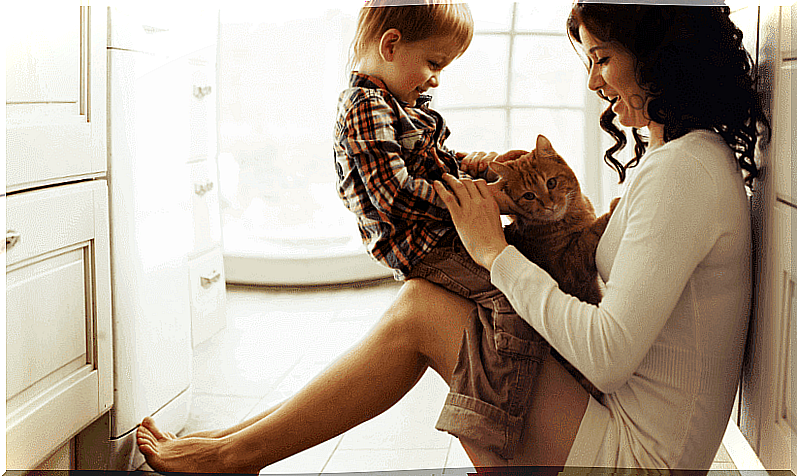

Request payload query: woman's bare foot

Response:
[136,417,259,474]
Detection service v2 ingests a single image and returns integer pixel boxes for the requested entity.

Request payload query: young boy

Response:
[333,1,552,460]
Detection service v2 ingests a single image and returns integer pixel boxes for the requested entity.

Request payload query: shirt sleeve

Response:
[340,94,450,222]
[491,148,722,394]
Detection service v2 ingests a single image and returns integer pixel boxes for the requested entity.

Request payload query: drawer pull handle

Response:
[200,271,221,289]
[194,181,214,197]
[5,230,21,252]
[193,85,212,99]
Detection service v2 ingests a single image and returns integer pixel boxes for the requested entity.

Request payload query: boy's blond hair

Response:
[350,1,473,69]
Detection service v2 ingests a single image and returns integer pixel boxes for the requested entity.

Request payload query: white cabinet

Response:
[5,5,111,470]
[5,4,106,192]
[6,181,113,470]
[742,4,797,474]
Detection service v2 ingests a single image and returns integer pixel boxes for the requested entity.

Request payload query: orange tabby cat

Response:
[490,134,619,399]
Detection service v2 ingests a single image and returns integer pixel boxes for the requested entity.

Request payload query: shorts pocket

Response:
[492,301,548,360]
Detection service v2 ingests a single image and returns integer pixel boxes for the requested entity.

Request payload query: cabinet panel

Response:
[774,60,795,203]
[6,181,113,470]
[782,3,794,59]
[5,4,80,104]
[189,247,226,347]
[7,248,89,399]
[6,5,106,192]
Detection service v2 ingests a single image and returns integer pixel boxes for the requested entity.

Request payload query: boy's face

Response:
[382,34,461,106]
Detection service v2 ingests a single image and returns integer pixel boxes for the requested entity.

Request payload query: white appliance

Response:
[76,7,223,471]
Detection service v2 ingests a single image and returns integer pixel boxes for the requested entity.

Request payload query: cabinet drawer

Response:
[189,247,226,347]
[6,180,113,469]
[189,46,216,161]
[6,184,95,267]
[190,160,222,254]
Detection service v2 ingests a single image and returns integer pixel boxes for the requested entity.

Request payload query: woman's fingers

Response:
[434,177,460,209]
[440,173,491,201]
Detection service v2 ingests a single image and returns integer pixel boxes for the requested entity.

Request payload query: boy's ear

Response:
[379,29,402,61]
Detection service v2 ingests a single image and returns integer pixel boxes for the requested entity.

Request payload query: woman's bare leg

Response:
[509,352,591,466]
[137,279,476,473]
[173,402,283,439]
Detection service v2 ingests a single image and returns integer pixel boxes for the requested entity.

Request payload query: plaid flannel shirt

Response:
[334,73,462,279]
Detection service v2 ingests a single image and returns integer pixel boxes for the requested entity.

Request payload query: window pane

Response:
[468,1,513,32]
[218,11,366,259]
[514,2,575,33]
[510,35,586,108]
[437,108,508,153]
[434,35,509,108]
[510,109,585,182]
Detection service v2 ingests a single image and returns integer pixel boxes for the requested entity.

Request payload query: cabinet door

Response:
[754,203,797,471]
[5,4,106,192]
[6,181,113,469]
[773,6,796,203]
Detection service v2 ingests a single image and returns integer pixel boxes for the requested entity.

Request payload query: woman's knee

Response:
[379,279,474,378]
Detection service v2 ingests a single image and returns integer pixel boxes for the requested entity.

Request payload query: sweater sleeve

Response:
[491,148,722,393]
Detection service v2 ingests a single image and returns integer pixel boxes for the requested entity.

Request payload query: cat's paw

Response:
[609,197,620,213]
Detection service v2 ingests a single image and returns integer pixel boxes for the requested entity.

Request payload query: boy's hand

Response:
[458,151,500,180]
[458,149,530,180]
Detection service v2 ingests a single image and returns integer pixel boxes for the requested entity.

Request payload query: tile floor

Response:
[181,280,739,475]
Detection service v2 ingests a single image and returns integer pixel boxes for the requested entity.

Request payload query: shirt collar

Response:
[349,72,432,108]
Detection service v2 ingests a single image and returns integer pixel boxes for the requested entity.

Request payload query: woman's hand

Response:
[434,173,509,270]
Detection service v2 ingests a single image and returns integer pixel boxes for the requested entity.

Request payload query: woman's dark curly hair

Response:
[567,3,770,189]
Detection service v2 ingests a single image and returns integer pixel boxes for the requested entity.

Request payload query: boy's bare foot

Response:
[136,417,259,474]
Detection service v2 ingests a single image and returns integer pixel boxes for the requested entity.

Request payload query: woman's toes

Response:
[141,417,167,439]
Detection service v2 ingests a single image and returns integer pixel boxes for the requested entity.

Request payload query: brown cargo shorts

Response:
[406,231,550,460]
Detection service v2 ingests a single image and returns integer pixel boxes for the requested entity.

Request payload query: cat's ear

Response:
[535,135,555,155]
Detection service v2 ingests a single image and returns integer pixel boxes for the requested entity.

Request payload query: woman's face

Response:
[578,25,650,129]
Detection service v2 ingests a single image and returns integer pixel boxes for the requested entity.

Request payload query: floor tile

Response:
[337,371,451,451]
[444,440,476,473]
[180,394,262,437]
[322,448,451,473]
[713,443,734,463]
[259,436,342,475]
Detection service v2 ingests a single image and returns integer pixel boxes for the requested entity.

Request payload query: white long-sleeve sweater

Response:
[491,130,752,469]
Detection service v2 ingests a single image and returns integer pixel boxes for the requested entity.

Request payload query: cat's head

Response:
[490,135,582,224]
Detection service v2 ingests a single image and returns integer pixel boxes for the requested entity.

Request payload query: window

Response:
[217,2,621,285]
[432,2,620,212]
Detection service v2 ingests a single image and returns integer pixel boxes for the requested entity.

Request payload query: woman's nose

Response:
[428,73,440,88]
[587,65,602,91]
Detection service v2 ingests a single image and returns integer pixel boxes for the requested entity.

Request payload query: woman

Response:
[137,3,768,471]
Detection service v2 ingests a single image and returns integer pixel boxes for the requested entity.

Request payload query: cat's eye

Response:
[522,192,536,201]
[547,178,557,189]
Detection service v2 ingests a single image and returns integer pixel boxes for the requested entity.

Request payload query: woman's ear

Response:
[379,28,402,62]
